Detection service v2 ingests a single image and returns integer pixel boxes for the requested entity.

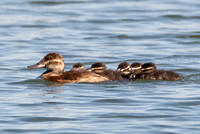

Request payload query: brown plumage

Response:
[88,62,123,81]
[140,62,181,81]
[116,62,131,79]
[71,62,85,71]
[28,53,109,83]
[128,62,143,79]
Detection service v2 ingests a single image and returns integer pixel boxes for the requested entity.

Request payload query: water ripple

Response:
[92,98,134,104]
[29,0,87,5]
[1,0,200,133]
[20,116,80,122]
[98,113,175,119]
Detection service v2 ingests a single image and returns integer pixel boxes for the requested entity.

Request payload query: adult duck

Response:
[28,53,109,83]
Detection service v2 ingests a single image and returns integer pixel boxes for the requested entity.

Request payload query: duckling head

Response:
[141,62,156,74]
[87,62,106,74]
[129,62,143,74]
[28,52,65,73]
[116,62,131,75]
[72,62,85,71]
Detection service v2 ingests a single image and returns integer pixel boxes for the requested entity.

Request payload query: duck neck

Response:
[40,69,64,82]
[41,68,64,78]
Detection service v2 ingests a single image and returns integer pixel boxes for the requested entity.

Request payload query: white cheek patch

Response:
[78,66,85,70]
[147,67,154,70]
[75,66,85,70]
[52,59,64,62]
[97,67,105,70]
[54,64,61,69]
[121,66,130,71]
[45,59,63,64]
[131,67,141,70]
[45,60,64,70]
[142,67,154,72]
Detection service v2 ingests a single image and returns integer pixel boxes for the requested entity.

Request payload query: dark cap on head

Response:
[72,62,85,70]
[142,62,156,69]
[73,62,84,68]
[117,62,130,69]
[91,62,106,69]
[131,62,142,68]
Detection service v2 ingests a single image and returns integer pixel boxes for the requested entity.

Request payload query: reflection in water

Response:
[43,89,64,94]
[9,79,66,86]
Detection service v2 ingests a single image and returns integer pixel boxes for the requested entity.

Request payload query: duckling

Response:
[87,62,123,81]
[87,62,106,74]
[71,62,85,71]
[28,53,109,83]
[140,62,181,81]
[116,62,131,79]
[128,62,143,79]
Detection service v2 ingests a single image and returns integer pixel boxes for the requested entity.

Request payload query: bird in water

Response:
[140,62,181,81]
[128,62,143,80]
[71,62,85,71]
[87,62,123,81]
[116,62,131,79]
[28,53,109,83]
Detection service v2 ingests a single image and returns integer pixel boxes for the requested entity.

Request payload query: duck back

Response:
[61,70,109,83]
[102,70,123,81]
[140,70,181,81]
[140,72,155,80]
[41,70,109,83]
[154,70,181,81]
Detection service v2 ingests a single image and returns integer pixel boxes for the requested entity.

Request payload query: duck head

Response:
[72,62,85,71]
[129,62,143,74]
[87,62,106,74]
[116,62,131,75]
[28,52,65,74]
[141,62,156,74]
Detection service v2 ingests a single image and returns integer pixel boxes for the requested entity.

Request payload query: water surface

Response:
[0,0,200,133]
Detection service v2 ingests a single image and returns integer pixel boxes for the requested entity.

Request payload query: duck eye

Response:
[48,55,53,60]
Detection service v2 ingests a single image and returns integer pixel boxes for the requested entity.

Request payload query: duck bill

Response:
[28,61,45,69]
[71,68,78,71]
[71,68,76,71]
[116,68,121,72]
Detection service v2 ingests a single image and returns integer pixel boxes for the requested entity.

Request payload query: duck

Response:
[87,62,123,81]
[128,62,143,80]
[116,62,131,79]
[27,53,109,83]
[71,62,85,71]
[140,62,181,81]
[87,62,106,74]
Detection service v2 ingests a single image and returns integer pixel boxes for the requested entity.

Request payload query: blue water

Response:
[1,0,200,133]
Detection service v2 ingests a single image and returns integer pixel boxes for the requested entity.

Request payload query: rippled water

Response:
[1,0,200,133]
